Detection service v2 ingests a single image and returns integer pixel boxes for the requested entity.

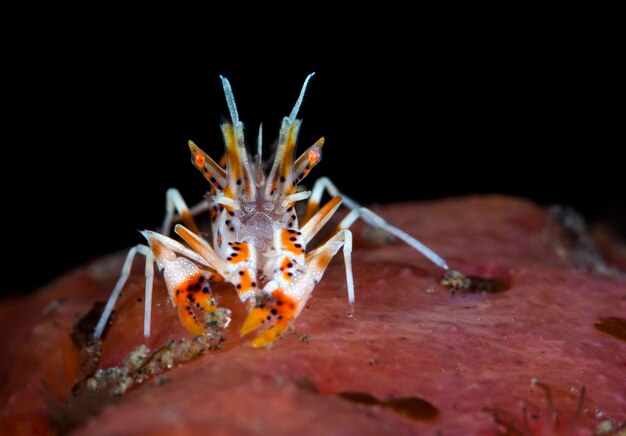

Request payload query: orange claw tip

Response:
[239,307,270,337]
[177,306,207,337]
[251,334,275,348]
[250,322,289,348]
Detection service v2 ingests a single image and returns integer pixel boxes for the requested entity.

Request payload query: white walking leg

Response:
[143,250,154,338]
[94,244,154,339]
[306,177,449,271]
[189,200,211,216]
[161,188,207,236]
[338,207,449,270]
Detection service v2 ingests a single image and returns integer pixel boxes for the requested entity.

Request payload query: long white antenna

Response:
[220,75,240,124]
[288,72,315,122]
[257,123,263,160]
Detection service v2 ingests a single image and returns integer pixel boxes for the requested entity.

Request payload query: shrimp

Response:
[94,73,457,347]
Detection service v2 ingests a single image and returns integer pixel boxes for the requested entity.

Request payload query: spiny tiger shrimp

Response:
[93,73,460,347]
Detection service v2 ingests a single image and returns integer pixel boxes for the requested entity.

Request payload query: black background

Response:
[2,20,622,296]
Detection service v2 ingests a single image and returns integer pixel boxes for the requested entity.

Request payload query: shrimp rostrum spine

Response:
[94,73,454,348]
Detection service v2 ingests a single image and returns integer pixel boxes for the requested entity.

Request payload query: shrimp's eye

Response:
[194,153,206,167]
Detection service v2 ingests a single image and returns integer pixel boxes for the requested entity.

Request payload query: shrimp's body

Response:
[94,74,454,347]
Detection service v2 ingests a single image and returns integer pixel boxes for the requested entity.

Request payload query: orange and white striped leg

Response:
[142,230,226,337]
[304,177,450,271]
[300,194,356,310]
[239,199,349,347]
[239,288,299,348]
[240,228,353,348]
[95,228,228,340]
[306,228,354,314]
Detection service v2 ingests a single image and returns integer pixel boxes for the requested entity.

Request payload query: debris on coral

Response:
[44,305,231,434]
[543,205,623,276]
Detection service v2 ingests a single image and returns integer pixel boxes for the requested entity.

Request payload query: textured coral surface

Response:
[1,196,625,435]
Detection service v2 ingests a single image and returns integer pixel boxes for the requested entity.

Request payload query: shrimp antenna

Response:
[288,72,315,122]
[220,75,240,125]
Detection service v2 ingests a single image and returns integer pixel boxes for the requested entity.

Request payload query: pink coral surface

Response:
[1,196,624,435]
